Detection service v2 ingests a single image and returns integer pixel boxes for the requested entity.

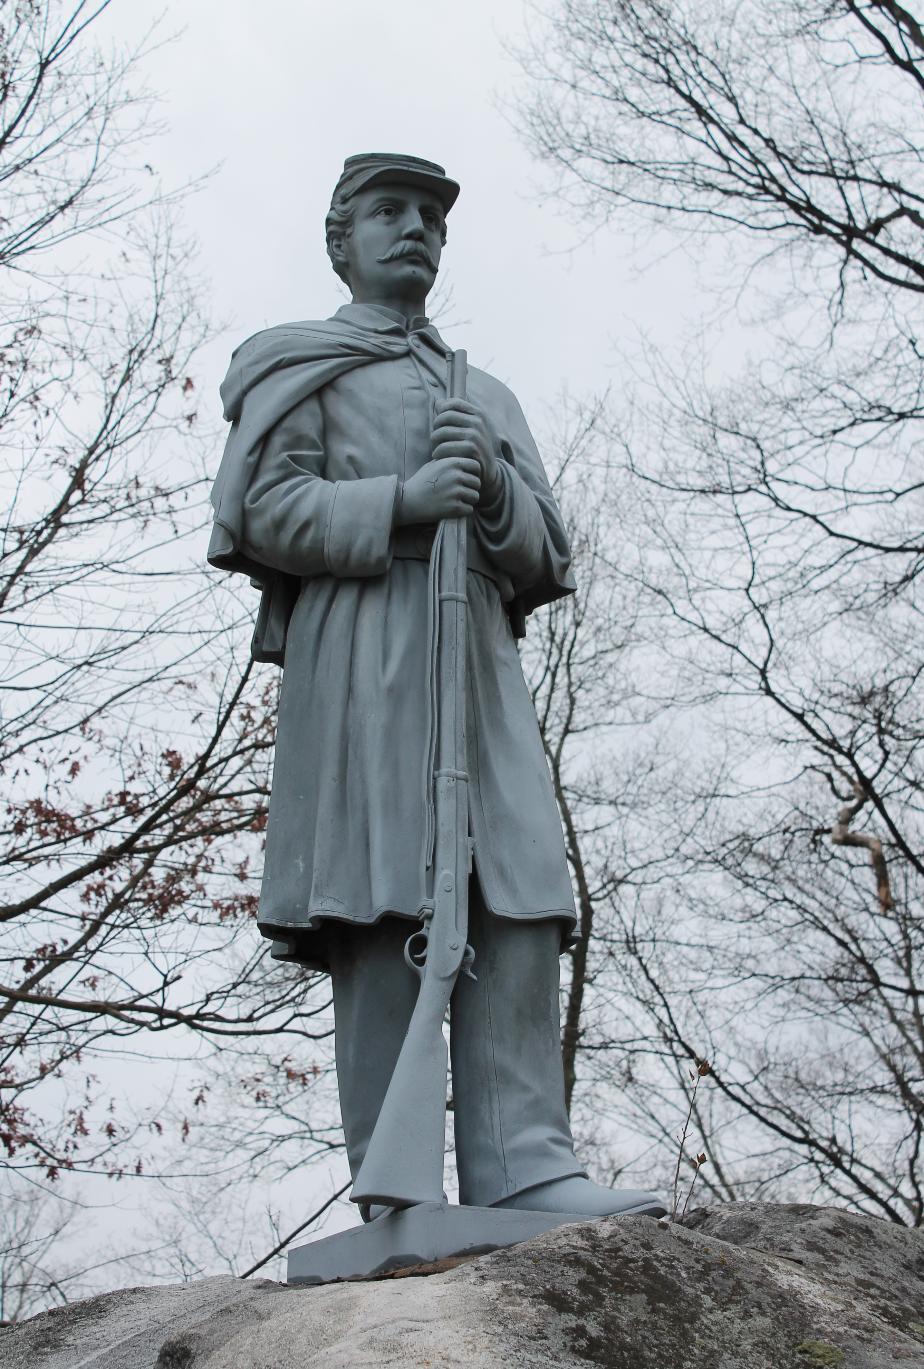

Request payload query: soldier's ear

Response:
[327,232,352,287]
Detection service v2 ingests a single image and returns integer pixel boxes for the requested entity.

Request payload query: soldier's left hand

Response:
[432,400,502,503]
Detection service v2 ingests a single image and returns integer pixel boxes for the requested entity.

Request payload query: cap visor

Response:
[352,166,460,213]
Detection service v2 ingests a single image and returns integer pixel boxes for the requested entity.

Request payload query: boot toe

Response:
[494,1176,666,1218]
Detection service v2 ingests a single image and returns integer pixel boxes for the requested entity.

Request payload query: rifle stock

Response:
[351,349,471,1209]
[348,859,466,1206]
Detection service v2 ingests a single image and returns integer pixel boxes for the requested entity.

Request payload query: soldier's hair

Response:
[325,192,448,287]
[324,195,357,286]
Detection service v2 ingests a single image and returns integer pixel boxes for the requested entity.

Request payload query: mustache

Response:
[377,241,438,271]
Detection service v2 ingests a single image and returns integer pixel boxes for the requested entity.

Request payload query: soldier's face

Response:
[336,183,445,302]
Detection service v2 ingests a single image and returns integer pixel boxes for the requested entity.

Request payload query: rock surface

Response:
[2,1203,924,1368]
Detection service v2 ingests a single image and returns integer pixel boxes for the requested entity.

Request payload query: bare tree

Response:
[515,0,924,1221]
[0,1186,77,1325]
[0,1,342,1314]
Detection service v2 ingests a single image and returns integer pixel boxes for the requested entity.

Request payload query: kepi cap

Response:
[331,153,460,214]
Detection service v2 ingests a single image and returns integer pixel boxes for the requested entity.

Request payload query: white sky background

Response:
[60,0,749,1284]
[96,0,720,434]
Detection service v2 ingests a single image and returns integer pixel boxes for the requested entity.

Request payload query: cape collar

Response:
[333,302,450,357]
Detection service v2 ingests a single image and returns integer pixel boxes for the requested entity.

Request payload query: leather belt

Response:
[392,524,502,590]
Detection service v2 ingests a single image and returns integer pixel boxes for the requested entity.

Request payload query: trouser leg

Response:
[450,885,586,1208]
[328,892,585,1210]
[327,916,420,1186]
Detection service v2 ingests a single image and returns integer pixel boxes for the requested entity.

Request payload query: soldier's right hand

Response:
[396,457,481,525]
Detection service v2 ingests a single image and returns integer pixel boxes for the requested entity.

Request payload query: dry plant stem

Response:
[671,1070,699,1221]
[671,1059,710,1222]
[680,1157,704,1223]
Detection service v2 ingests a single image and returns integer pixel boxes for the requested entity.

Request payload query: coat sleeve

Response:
[240,391,399,578]
[472,378,576,613]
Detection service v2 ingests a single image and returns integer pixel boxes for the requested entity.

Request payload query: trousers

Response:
[327,883,586,1208]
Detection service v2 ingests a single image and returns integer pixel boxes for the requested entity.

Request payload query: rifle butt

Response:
[350,1001,450,1207]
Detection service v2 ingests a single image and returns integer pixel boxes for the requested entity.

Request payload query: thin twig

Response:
[671,1059,710,1221]
[240,1181,351,1278]
[680,1152,707,1222]
[670,1085,696,1220]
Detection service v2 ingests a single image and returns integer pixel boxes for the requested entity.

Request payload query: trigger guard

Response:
[404,929,429,979]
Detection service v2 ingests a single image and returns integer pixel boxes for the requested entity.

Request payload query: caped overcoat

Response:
[210,302,577,968]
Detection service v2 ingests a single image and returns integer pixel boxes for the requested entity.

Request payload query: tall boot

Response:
[326,915,420,1199]
[327,899,579,1212]
[449,886,586,1207]
[328,895,665,1218]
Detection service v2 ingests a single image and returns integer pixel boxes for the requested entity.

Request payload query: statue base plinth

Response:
[287,1201,593,1285]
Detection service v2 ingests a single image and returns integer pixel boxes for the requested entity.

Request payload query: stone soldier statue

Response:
[208,153,661,1223]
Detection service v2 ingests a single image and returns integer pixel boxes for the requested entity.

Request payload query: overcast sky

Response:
[96,0,711,442]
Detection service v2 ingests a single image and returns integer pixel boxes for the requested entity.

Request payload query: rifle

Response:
[351,348,474,1209]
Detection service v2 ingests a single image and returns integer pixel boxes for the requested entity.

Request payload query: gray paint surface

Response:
[286,1201,597,1283]
[211,302,576,967]
[206,153,660,1232]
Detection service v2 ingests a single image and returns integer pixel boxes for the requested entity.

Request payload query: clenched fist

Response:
[396,455,481,525]
[431,399,502,503]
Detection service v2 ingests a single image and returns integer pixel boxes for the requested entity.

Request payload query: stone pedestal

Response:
[286,1200,590,1284]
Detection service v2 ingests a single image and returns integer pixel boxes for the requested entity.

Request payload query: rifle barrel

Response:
[351,349,471,1209]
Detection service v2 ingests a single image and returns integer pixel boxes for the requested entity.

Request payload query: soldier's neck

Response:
[350,288,428,329]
